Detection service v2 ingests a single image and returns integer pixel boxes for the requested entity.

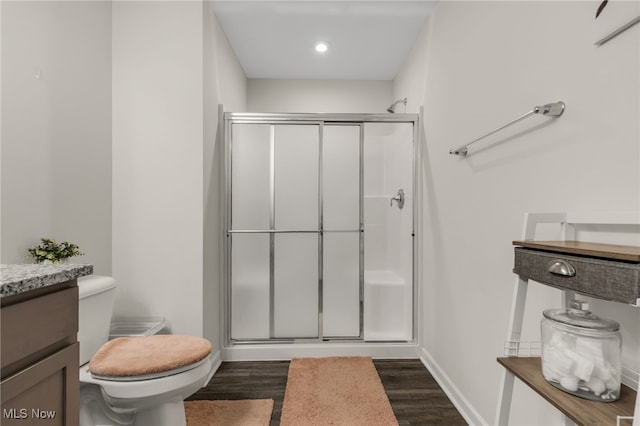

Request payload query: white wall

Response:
[1,1,247,347]
[1,1,112,274]
[0,1,3,262]
[247,79,393,113]
[203,1,247,350]
[112,1,204,336]
[395,2,639,424]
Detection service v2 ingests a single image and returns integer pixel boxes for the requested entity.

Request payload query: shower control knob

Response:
[390,189,405,209]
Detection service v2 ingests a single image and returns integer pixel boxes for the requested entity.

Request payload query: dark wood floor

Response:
[189,359,467,425]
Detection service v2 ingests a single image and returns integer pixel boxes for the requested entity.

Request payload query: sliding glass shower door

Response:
[228,122,362,341]
[322,125,361,338]
[272,125,320,339]
[225,113,417,344]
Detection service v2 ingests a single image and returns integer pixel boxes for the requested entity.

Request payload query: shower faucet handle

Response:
[390,189,405,209]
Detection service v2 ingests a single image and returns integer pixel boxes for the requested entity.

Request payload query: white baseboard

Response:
[222,342,420,361]
[203,349,222,387]
[623,365,639,390]
[420,347,488,426]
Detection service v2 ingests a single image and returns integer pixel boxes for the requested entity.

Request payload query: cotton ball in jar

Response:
[585,377,606,395]
[593,364,612,382]
[560,376,579,392]
[606,378,619,391]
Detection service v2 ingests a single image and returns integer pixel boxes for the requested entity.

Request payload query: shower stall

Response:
[223,112,419,352]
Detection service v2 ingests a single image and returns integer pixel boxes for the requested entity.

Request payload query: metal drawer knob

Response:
[548,260,576,277]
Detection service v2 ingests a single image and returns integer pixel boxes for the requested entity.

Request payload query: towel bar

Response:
[449,101,565,157]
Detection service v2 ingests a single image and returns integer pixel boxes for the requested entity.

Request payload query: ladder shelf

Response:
[496,212,640,426]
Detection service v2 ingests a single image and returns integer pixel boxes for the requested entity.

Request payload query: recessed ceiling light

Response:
[314,41,330,53]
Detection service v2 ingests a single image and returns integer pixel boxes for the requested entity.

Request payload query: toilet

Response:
[78,275,213,426]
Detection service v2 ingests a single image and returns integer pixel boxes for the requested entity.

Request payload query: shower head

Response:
[387,97,407,113]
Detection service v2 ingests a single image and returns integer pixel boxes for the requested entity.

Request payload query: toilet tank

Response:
[78,275,117,365]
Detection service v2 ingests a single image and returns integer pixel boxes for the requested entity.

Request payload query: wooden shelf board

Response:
[497,357,637,426]
[512,240,640,262]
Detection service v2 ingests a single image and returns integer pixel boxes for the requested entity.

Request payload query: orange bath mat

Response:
[280,356,399,426]
[185,399,274,426]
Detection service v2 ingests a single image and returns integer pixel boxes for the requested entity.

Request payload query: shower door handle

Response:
[390,189,405,209]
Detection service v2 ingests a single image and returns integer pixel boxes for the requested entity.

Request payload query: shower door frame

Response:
[223,112,420,345]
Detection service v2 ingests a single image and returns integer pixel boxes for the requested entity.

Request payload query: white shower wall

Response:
[364,123,414,281]
[363,123,414,341]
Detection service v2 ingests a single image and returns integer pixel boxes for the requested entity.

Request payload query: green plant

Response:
[28,238,84,264]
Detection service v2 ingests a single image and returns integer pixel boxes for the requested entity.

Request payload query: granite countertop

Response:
[0,263,93,298]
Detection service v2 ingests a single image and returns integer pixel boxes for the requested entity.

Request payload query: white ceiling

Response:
[211,1,436,80]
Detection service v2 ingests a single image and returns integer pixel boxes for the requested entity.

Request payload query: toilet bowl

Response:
[78,275,213,426]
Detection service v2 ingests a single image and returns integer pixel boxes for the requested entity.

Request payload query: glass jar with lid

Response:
[540,301,622,402]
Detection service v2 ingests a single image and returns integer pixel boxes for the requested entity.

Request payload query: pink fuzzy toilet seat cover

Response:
[89,335,212,378]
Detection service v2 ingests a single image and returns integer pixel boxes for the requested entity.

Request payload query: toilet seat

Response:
[90,356,210,382]
[89,335,212,379]
[79,355,213,402]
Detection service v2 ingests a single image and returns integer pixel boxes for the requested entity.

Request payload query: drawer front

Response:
[1,286,78,371]
[514,248,640,304]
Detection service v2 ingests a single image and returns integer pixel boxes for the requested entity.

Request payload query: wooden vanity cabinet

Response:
[1,280,79,426]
